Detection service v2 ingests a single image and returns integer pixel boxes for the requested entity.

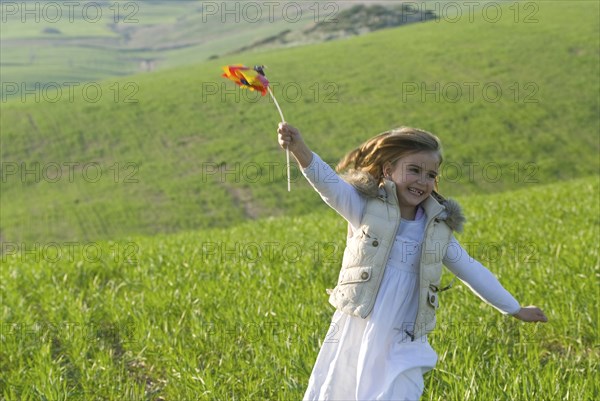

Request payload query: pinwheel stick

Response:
[267,87,290,192]
[221,64,291,191]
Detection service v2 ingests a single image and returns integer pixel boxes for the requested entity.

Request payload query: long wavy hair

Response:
[336,127,443,189]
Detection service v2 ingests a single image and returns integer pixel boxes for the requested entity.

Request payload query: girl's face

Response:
[384,151,440,215]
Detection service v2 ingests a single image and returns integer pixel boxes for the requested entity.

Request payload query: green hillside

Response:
[0,0,385,88]
[1,0,598,244]
[1,177,598,399]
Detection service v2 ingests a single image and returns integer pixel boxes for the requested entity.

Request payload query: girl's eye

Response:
[428,173,438,180]
[408,167,419,173]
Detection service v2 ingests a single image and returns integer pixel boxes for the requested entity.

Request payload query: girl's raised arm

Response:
[277,123,366,228]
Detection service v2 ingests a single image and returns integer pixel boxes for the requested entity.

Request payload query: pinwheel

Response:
[222,64,291,192]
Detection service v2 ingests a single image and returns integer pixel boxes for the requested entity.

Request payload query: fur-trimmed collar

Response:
[341,169,466,232]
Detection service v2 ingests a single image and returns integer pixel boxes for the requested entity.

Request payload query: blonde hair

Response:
[336,127,443,187]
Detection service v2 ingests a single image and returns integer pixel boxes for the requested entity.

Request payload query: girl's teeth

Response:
[409,188,423,195]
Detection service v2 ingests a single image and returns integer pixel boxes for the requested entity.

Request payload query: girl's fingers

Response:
[278,132,291,149]
[278,122,297,136]
[517,306,548,323]
[277,123,299,150]
[278,122,289,134]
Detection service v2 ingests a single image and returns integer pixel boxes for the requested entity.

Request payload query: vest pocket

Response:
[344,229,380,261]
[329,266,373,316]
[338,266,373,284]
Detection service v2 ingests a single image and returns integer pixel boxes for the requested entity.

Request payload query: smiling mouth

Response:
[408,187,424,196]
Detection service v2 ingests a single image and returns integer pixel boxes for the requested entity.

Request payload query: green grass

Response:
[1,177,598,400]
[1,0,598,245]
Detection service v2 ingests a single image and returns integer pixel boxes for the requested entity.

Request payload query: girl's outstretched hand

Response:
[513,306,548,323]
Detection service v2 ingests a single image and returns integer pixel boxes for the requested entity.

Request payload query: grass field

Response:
[1,177,598,400]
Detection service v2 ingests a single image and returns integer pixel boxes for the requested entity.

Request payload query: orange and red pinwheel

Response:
[222,65,269,96]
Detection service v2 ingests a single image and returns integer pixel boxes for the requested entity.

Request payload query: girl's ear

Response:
[382,161,393,178]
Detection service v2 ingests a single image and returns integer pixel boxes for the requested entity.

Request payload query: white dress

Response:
[301,153,521,401]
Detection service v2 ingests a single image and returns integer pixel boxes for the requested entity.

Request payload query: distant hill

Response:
[1,1,420,93]
[228,3,436,55]
[1,0,598,245]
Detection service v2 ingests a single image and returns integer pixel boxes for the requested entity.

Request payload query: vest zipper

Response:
[408,209,443,342]
[365,183,401,318]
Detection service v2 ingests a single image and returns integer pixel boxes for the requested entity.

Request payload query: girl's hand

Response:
[277,122,313,168]
[512,306,548,323]
[277,122,304,153]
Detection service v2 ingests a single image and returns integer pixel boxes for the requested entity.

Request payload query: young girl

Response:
[277,122,548,401]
